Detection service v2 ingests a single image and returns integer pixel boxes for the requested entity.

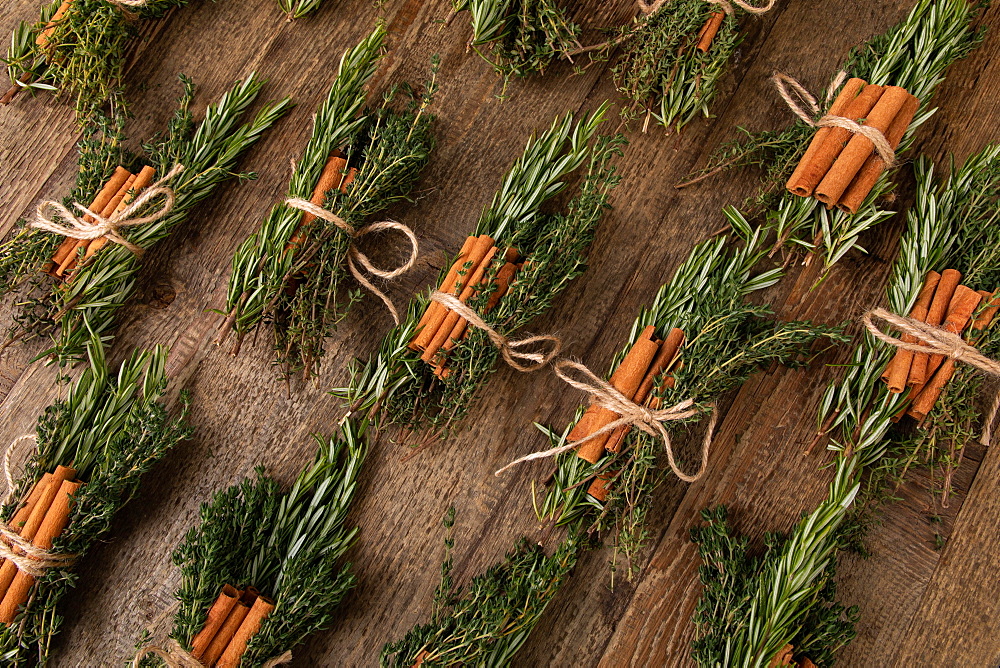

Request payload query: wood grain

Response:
[0,0,997,665]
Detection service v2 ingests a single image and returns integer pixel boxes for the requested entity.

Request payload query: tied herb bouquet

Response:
[690,144,1000,668]
[380,216,846,667]
[0,338,190,665]
[0,74,291,365]
[219,26,437,378]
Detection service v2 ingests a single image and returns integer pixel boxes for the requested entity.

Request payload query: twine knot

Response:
[284,198,418,325]
[772,71,897,167]
[495,358,716,481]
[132,635,292,667]
[639,0,774,17]
[30,164,184,257]
[430,291,561,372]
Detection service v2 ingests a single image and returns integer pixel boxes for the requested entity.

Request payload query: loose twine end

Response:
[772,71,897,167]
[430,291,561,373]
[30,164,185,257]
[863,307,1000,445]
[284,198,419,325]
[494,358,716,483]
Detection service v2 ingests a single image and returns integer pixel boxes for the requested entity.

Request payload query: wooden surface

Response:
[0,0,999,665]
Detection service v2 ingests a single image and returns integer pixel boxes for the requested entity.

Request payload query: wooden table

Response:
[1,0,998,665]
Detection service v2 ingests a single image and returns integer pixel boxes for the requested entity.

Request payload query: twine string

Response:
[30,164,185,257]
[131,639,293,668]
[495,358,716,481]
[284,198,419,325]
[639,0,775,17]
[430,291,561,373]
[772,71,897,166]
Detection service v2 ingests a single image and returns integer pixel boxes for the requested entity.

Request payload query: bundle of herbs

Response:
[0,337,190,665]
[336,104,624,437]
[379,215,845,667]
[446,0,582,83]
[0,74,292,366]
[218,26,437,378]
[3,0,191,122]
[688,145,1000,668]
[680,0,982,276]
[136,419,368,667]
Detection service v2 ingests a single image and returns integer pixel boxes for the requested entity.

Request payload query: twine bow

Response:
[131,639,291,668]
[284,198,418,325]
[494,359,716,481]
[30,164,184,257]
[639,0,775,17]
[772,71,897,166]
[863,307,1000,445]
[0,435,77,578]
[430,291,561,373]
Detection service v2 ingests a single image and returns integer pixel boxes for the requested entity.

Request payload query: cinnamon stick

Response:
[0,466,76,602]
[8,473,52,531]
[815,86,912,206]
[190,584,241,660]
[785,79,873,197]
[881,271,939,391]
[340,167,358,192]
[837,92,919,213]
[769,644,795,667]
[411,235,495,351]
[485,259,521,312]
[288,154,348,249]
[972,290,1000,332]
[84,165,157,260]
[696,10,725,52]
[36,0,73,49]
[202,589,258,665]
[923,284,981,380]
[574,326,662,463]
[50,166,131,271]
[910,269,961,386]
[411,236,478,349]
[798,659,817,668]
[0,478,81,624]
[421,246,499,363]
[216,594,276,668]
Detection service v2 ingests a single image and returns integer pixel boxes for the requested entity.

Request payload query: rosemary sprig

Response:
[0,74,292,365]
[221,26,439,377]
[3,0,191,123]
[335,105,623,435]
[685,0,982,275]
[277,0,323,20]
[145,419,369,666]
[0,336,190,665]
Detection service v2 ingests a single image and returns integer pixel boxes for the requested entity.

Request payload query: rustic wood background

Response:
[0,0,998,665]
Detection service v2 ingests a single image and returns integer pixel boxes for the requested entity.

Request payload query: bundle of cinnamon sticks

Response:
[47,164,158,277]
[769,644,816,668]
[881,270,999,422]
[0,465,82,624]
[189,584,276,667]
[786,77,919,213]
[287,150,357,250]
[408,235,523,378]
[696,10,726,52]
[568,324,684,501]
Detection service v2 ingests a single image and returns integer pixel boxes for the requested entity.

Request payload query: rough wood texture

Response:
[0,0,998,665]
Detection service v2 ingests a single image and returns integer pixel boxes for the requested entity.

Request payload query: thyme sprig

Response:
[335,105,623,435]
[221,26,439,377]
[684,0,982,275]
[0,74,292,365]
[144,419,369,667]
[3,0,190,123]
[0,336,190,665]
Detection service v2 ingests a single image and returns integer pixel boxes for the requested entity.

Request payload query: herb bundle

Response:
[219,26,437,378]
[137,419,368,667]
[380,217,845,667]
[336,105,624,436]
[0,338,190,665]
[689,145,1000,668]
[0,74,292,365]
[447,0,582,82]
[682,0,982,275]
[3,0,191,122]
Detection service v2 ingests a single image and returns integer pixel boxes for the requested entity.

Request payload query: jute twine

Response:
[0,435,77,578]
[639,0,775,18]
[863,307,1000,445]
[131,639,292,667]
[30,164,184,257]
[772,71,897,167]
[284,198,419,325]
[430,291,561,373]
[495,358,716,481]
